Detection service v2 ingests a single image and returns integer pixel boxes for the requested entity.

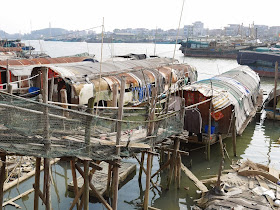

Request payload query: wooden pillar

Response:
[143,151,152,210]
[232,114,237,157]
[112,77,125,210]
[167,139,180,190]
[34,157,41,210]
[273,61,278,120]
[0,155,6,210]
[147,87,157,136]
[42,67,51,210]
[83,160,90,210]
[83,97,95,210]
[176,153,181,189]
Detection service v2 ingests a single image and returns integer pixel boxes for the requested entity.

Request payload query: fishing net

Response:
[0,91,183,160]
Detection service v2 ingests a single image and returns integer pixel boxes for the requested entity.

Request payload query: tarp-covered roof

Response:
[183,65,260,134]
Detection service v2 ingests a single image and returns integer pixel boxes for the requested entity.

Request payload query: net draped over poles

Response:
[0,91,183,160]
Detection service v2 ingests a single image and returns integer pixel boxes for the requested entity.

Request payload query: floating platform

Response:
[68,161,136,197]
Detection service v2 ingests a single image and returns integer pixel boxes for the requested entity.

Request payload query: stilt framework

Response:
[0,67,185,210]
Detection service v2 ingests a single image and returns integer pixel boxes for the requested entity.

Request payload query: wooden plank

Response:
[238,169,279,183]
[181,163,208,193]
[256,176,275,209]
[3,188,34,208]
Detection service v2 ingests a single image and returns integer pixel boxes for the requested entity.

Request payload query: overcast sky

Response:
[1,0,279,34]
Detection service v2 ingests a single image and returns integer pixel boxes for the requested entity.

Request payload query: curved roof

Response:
[183,65,260,134]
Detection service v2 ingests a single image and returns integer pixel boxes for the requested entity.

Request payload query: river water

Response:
[5,41,279,210]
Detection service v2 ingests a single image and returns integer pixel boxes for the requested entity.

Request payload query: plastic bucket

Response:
[204,125,215,134]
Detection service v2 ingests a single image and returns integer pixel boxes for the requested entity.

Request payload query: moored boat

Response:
[180,65,262,144]
[237,50,280,77]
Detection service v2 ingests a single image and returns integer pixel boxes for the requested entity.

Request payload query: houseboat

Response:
[180,65,262,144]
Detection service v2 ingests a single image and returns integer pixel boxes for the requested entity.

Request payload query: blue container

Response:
[204,125,215,134]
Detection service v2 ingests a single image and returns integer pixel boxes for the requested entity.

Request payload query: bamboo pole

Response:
[273,61,278,120]
[42,67,51,210]
[207,100,212,161]
[143,151,152,210]
[147,87,157,136]
[83,160,89,210]
[112,77,125,210]
[34,157,41,210]
[0,155,6,210]
[167,139,180,190]
[232,114,237,157]
[111,83,118,132]
[6,59,9,90]
[176,154,181,189]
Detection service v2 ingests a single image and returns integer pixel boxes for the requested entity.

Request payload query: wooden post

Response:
[60,89,69,118]
[138,152,145,183]
[232,113,237,157]
[207,99,212,160]
[42,67,51,210]
[143,151,152,210]
[111,83,118,132]
[147,87,157,136]
[83,160,89,210]
[34,157,41,210]
[83,97,94,210]
[106,164,112,197]
[112,77,125,210]
[176,153,181,189]
[167,139,180,190]
[0,155,6,210]
[273,61,278,120]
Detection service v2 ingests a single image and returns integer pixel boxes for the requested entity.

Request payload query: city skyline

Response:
[1,0,280,34]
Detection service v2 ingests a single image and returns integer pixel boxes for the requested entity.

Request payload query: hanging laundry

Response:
[184,108,202,134]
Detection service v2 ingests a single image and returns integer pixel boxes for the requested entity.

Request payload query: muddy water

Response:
[4,41,279,209]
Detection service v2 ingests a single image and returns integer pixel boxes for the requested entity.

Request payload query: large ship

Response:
[179,38,261,59]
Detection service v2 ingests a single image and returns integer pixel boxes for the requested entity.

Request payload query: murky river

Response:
[4,41,279,209]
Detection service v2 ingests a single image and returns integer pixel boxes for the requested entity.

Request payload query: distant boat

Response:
[263,88,280,120]
[179,38,261,59]
[237,51,280,77]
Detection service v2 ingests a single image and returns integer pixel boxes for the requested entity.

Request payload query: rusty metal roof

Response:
[0,47,22,52]
[0,56,90,66]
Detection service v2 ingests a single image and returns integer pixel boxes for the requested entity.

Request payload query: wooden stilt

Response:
[112,77,125,210]
[151,158,171,179]
[232,114,237,157]
[44,158,51,210]
[42,67,51,210]
[111,83,118,132]
[143,151,152,210]
[83,160,90,210]
[0,155,6,210]
[207,99,212,161]
[106,164,112,197]
[138,152,145,183]
[176,154,181,189]
[70,159,79,209]
[34,157,41,210]
[167,139,180,190]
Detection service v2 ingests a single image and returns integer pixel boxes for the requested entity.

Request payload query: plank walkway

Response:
[68,161,136,197]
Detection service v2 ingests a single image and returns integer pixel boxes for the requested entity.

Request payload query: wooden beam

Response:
[4,188,34,208]
[181,162,208,193]
[70,159,79,209]
[69,185,84,210]
[143,151,152,210]
[83,160,90,210]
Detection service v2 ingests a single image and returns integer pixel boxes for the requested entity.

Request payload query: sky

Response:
[1,0,280,34]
